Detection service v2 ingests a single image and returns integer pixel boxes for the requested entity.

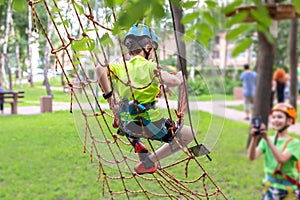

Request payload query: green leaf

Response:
[73,59,81,66]
[181,1,197,9]
[198,23,213,37]
[12,0,26,12]
[182,34,194,43]
[114,0,125,4]
[99,33,113,46]
[185,26,197,39]
[62,20,69,27]
[85,28,96,33]
[51,7,63,13]
[257,24,274,44]
[226,24,250,41]
[197,34,210,47]
[205,0,217,8]
[250,10,271,27]
[231,38,252,57]
[111,21,121,35]
[294,0,300,13]
[203,12,218,27]
[222,0,243,15]
[105,0,114,8]
[118,1,150,28]
[73,1,84,15]
[225,11,248,28]
[256,23,268,33]
[181,12,199,24]
[71,37,95,51]
[151,1,165,19]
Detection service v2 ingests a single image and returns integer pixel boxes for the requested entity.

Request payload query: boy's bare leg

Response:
[149,125,194,163]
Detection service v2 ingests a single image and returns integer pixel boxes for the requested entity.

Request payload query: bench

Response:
[0,91,25,114]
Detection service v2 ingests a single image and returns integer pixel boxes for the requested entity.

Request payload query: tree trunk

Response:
[43,9,53,97]
[288,19,298,110]
[2,0,13,89]
[0,53,2,86]
[247,31,275,148]
[61,52,65,86]
[223,35,228,75]
[169,0,187,76]
[27,3,34,87]
[11,18,23,88]
[0,5,3,86]
[169,0,187,111]
[253,31,275,124]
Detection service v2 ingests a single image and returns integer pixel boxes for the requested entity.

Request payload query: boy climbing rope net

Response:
[248,103,300,199]
[96,24,194,174]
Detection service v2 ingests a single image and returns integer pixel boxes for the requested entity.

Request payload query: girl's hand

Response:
[260,123,268,139]
[250,125,259,138]
[250,123,267,138]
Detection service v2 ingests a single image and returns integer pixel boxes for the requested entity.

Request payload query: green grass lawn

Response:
[0,110,269,199]
[0,111,101,199]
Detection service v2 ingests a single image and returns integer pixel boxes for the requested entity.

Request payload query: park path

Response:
[3,99,300,135]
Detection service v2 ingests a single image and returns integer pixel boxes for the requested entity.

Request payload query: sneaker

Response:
[134,141,150,161]
[134,161,158,175]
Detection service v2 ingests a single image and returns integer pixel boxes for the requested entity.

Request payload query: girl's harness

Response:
[262,138,300,199]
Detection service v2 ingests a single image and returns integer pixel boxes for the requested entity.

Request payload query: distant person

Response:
[273,68,286,103]
[0,85,4,114]
[270,79,276,110]
[297,75,300,95]
[240,64,257,120]
[284,74,290,102]
[248,103,300,199]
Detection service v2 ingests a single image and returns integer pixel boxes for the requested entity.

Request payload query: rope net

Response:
[29,0,228,199]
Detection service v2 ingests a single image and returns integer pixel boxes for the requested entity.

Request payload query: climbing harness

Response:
[262,138,300,199]
[116,98,183,143]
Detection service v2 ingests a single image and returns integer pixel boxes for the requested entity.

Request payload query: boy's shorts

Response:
[120,118,177,143]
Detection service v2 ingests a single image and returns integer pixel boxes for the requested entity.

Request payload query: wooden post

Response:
[12,91,18,114]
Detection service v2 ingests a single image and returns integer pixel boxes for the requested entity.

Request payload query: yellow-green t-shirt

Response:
[109,55,162,122]
[258,136,300,190]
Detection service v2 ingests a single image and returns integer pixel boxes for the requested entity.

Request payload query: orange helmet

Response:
[271,103,297,124]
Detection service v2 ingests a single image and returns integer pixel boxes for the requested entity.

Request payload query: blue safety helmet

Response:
[123,24,158,48]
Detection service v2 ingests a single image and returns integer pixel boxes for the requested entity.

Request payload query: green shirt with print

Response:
[258,136,300,190]
[109,55,162,122]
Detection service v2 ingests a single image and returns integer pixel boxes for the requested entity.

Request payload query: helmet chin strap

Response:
[278,125,289,133]
[274,119,290,145]
[142,48,152,60]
